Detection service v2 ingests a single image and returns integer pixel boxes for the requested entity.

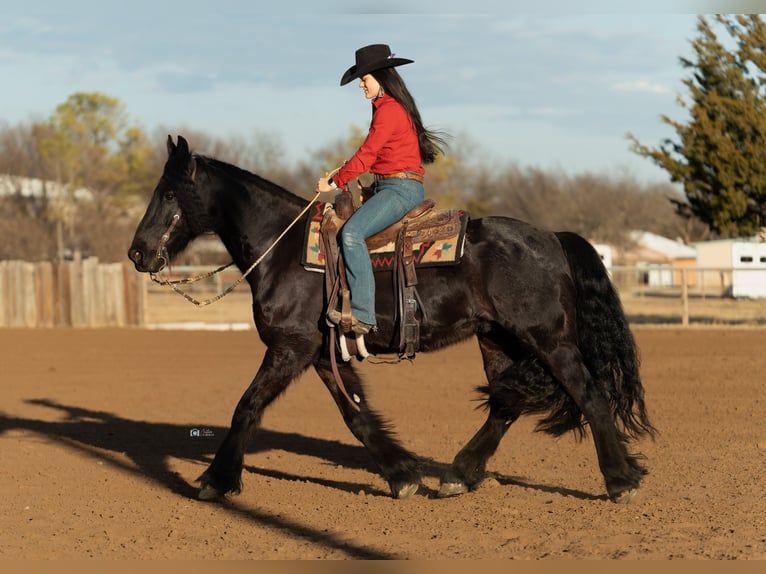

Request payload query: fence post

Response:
[681,268,690,327]
[37,262,54,327]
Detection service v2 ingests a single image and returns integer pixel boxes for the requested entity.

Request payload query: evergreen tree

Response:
[629,15,766,238]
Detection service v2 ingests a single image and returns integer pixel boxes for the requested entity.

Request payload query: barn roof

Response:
[628,230,697,260]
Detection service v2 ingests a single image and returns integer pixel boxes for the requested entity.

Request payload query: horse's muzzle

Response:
[128,244,163,273]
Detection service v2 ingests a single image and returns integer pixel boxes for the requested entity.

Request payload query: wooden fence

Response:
[1,260,765,328]
[0,256,145,327]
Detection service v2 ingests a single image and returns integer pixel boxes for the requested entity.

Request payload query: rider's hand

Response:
[316,173,338,193]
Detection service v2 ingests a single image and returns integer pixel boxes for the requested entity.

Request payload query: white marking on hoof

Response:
[396,483,420,499]
[612,488,638,504]
[352,393,361,404]
[198,485,222,501]
[437,481,468,498]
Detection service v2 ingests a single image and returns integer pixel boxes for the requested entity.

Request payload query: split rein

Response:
[150,192,322,306]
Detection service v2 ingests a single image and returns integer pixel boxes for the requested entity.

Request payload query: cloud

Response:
[1,16,54,36]
[1,6,698,183]
[527,106,580,118]
[611,79,671,95]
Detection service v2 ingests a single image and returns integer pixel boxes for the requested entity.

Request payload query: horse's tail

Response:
[554,231,656,440]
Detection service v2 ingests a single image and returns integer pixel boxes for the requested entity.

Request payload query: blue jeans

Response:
[339,177,425,326]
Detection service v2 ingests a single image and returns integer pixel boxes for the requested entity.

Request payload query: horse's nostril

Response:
[130,249,143,263]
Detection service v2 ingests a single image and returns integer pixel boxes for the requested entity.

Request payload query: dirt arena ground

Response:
[1,327,764,560]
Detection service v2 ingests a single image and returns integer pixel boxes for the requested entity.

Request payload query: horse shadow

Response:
[0,398,406,558]
[0,398,389,498]
[0,398,602,504]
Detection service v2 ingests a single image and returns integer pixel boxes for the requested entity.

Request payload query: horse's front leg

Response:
[314,356,422,499]
[198,343,313,500]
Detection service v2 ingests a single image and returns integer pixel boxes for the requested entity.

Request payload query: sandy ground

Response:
[1,327,764,560]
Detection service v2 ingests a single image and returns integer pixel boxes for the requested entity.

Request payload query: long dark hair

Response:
[372,67,448,165]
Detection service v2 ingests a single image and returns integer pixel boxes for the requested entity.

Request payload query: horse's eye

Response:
[164,190,176,201]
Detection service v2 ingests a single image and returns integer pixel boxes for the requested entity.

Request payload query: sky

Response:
[2,1,760,184]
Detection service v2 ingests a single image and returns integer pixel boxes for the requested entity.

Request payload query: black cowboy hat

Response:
[340,44,414,86]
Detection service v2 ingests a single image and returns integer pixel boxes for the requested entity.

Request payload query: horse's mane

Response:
[194,155,307,210]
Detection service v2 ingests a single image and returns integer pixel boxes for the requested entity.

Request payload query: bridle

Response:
[149,192,321,306]
[154,213,181,270]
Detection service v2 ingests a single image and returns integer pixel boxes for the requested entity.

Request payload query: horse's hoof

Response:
[395,482,420,500]
[437,481,468,498]
[198,484,223,501]
[610,488,638,504]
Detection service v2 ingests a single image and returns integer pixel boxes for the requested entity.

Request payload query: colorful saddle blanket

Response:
[301,201,469,272]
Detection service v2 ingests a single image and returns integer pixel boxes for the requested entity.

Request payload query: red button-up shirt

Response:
[332,93,424,189]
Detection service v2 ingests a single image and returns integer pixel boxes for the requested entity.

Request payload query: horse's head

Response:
[128,135,211,273]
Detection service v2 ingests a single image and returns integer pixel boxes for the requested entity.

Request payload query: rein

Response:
[150,191,322,306]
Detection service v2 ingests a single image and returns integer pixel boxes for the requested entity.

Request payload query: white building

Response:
[0,174,93,202]
[695,237,766,298]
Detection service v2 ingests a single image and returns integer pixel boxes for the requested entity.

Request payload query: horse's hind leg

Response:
[438,336,519,497]
[540,340,647,503]
[314,358,422,499]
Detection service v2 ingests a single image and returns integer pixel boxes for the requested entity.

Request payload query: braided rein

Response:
[149,191,321,306]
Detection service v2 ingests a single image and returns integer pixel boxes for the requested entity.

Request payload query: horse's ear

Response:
[166,135,176,157]
[177,135,190,156]
[172,136,195,179]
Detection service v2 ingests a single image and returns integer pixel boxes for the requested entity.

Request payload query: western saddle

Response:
[320,188,461,360]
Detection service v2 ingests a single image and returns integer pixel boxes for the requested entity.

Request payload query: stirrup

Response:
[327,310,375,335]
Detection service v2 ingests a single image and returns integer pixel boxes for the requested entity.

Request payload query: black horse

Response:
[129,135,655,504]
